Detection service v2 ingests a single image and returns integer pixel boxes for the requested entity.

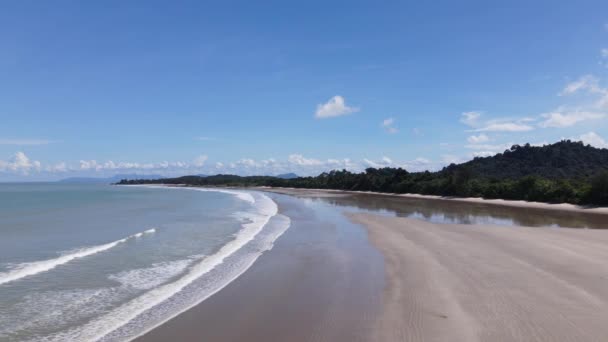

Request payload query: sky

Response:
[1,0,608,181]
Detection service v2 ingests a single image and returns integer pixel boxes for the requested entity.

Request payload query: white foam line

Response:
[129,184,256,204]
[0,228,156,286]
[124,214,291,342]
[190,188,255,204]
[133,229,156,238]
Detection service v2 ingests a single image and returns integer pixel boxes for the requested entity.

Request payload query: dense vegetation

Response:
[117,141,608,205]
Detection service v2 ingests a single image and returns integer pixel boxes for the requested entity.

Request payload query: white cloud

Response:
[237,158,257,167]
[0,152,451,179]
[79,160,99,170]
[577,132,608,148]
[363,156,394,168]
[259,158,278,167]
[465,140,547,155]
[560,75,600,95]
[402,157,433,171]
[194,136,215,141]
[381,117,398,134]
[472,122,534,132]
[13,152,33,168]
[441,155,465,165]
[0,149,456,179]
[467,134,489,144]
[454,76,608,135]
[562,75,608,113]
[215,154,432,175]
[558,75,608,110]
[519,117,537,123]
[315,95,359,119]
[47,162,68,172]
[602,48,608,58]
[413,157,430,164]
[460,111,482,127]
[193,155,208,167]
[214,154,360,175]
[539,110,605,128]
[472,151,496,158]
[382,118,394,126]
[77,159,193,172]
[0,139,53,146]
[465,143,511,151]
[326,158,357,169]
[361,156,435,172]
[287,154,323,166]
[0,152,41,174]
[531,141,549,147]
[460,111,534,132]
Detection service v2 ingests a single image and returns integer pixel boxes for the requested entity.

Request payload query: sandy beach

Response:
[351,212,608,341]
[137,188,608,342]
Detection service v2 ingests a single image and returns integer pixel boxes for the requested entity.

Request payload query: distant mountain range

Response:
[59,174,164,184]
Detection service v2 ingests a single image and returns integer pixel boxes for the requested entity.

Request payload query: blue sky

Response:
[1,1,608,180]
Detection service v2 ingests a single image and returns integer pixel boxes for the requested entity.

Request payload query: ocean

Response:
[0,183,290,342]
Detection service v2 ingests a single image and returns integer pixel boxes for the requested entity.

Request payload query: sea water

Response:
[0,183,289,341]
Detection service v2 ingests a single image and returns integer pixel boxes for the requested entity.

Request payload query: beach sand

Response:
[351,212,608,342]
[138,188,608,342]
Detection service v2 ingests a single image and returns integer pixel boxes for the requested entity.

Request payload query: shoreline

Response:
[124,184,608,216]
[257,186,608,215]
[136,190,384,342]
[132,186,608,341]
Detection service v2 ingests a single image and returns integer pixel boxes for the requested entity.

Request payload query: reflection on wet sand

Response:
[265,190,608,229]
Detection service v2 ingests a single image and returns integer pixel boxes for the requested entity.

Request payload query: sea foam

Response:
[0,228,156,286]
[109,260,193,291]
[135,184,256,204]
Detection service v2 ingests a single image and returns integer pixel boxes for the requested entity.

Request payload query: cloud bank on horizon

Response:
[1,2,608,181]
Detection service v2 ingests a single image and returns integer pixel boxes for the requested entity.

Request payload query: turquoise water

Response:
[0,184,289,341]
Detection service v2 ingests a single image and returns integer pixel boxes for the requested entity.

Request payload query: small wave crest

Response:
[191,188,256,204]
[109,259,193,291]
[133,228,156,238]
[132,184,256,204]
[0,228,157,286]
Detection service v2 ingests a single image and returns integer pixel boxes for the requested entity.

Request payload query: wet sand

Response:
[260,187,608,229]
[351,212,608,341]
[136,193,384,342]
[259,187,608,216]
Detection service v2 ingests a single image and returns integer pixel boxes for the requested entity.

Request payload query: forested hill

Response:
[458,141,608,180]
[117,141,608,205]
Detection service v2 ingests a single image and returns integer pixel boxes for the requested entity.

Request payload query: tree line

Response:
[117,141,608,205]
